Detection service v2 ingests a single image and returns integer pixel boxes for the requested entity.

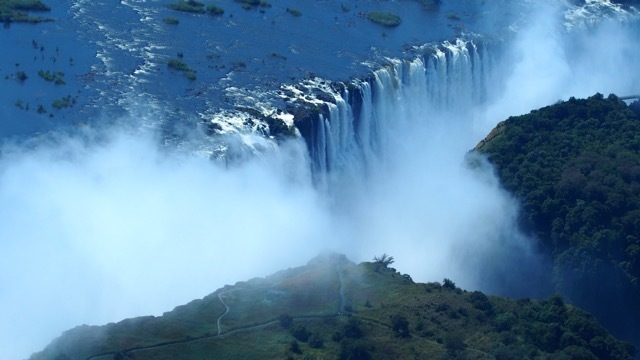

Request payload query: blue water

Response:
[1,0,523,139]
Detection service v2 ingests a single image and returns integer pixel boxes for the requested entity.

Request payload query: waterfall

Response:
[303,39,500,189]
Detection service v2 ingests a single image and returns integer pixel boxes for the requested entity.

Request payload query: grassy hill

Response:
[30,253,635,360]
[476,94,640,346]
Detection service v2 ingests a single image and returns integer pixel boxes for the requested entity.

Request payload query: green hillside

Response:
[30,253,634,360]
[476,94,640,344]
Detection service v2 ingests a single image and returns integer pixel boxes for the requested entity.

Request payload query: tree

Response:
[372,253,394,270]
[339,340,371,360]
[279,313,293,329]
[288,340,302,354]
[391,314,410,338]
[443,278,456,290]
[467,291,494,316]
[308,332,324,348]
[343,317,363,339]
[290,323,311,342]
[494,312,518,332]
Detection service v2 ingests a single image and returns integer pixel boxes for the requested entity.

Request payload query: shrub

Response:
[286,8,301,16]
[234,0,269,9]
[308,333,324,348]
[331,331,344,342]
[288,340,301,354]
[367,11,401,27]
[234,0,259,5]
[37,70,65,84]
[169,0,205,13]
[167,58,196,80]
[38,70,59,82]
[168,58,190,71]
[207,4,224,15]
[339,340,370,360]
[467,291,494,315]
[418,0,441,10]
[561,345,598,360]
[494,312,518,332]
[163,17,179,24]
[493,345,525,360]
[290,323,311,342]
[391,314,410,338]
[442,278,456,290]
[343,317,363,339]
[52,95,73,109]
[15,70,28,82]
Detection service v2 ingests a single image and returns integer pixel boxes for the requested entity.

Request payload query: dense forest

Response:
[478,94,640,344]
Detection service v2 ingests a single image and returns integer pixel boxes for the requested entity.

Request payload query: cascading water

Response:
[301,40,503,190]
[3,2,640,358]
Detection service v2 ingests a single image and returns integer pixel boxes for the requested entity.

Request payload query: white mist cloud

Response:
[0,127,337,359]
[328,108,542,293]
[479,1,640,133]
[2,2,639,359]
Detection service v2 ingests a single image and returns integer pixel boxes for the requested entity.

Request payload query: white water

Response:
[2,2,640,359]
[308,40,496,191]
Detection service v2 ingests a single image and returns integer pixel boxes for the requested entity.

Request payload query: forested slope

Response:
[477,93,640,344]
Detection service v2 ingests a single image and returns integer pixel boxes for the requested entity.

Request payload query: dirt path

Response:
[216,291,230,336]
[87,263,350,360]
[86,264,493,360]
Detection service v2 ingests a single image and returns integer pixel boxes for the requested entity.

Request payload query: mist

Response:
[0,126,338,359]
[2,1,640,359]
[479,1,640,133]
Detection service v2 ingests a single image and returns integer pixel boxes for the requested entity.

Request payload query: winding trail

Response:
[85,263,494,360]
[216,292,230,336]
[87,260,354,360]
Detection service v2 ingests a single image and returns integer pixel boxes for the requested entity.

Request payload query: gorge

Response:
[1,0,640,358]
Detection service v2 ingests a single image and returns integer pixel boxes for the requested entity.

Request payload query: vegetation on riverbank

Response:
[0,0,53,23]
[168,0,224,16]
[167,57,197,80]
[163,16,179,25]
[477,94,640,344]
[367,11,402,27]
[234,0,271,11]
[38,69,65,85]
[169,0,205,13]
